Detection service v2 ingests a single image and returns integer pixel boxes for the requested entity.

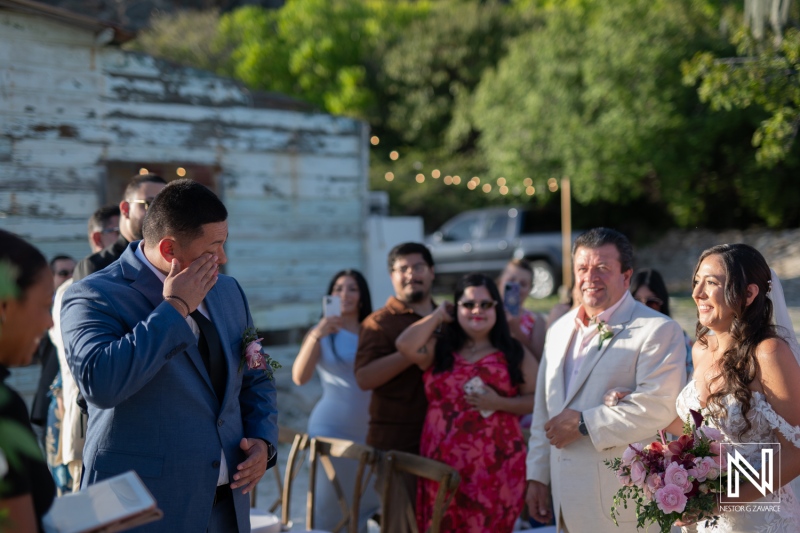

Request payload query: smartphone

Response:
[323,295,341,318]
[504,281,521,316]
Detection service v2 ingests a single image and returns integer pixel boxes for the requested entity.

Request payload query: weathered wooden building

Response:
[0,0,370,335]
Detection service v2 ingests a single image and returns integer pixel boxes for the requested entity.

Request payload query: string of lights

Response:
[374,135,560,197]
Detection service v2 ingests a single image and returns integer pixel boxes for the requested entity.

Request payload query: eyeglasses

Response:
[392,263,429,275]
[129,199,152,210]
[458,300,497,311]
[636,296,664,309]
[56,269,73,277]
[101,226,120,234]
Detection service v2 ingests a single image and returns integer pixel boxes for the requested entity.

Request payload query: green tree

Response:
[217,0,429,119]
[126,10,234,74]
[468,0,799,228]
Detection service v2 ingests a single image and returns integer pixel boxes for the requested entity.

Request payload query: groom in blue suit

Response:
[61,179,278,532]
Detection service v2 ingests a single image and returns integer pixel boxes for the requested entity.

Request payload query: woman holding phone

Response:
[291,269,377,532]
[396,273,538,533]
[497,259,547,361]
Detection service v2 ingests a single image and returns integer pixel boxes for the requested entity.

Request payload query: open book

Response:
[43,471,163,533]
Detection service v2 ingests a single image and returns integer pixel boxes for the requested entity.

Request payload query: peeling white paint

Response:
[0,8,369,330]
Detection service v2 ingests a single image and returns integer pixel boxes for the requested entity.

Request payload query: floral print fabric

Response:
[417,351,526,532]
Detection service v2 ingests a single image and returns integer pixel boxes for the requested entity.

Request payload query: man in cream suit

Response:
[526,228,686,533]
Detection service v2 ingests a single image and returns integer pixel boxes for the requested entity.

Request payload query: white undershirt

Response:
[135,244,230,486]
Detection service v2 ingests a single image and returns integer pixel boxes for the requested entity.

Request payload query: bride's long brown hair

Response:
[693,244,776,438]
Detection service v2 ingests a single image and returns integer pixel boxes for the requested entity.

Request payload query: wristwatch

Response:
[263,439,277,469]
[578,412,589,436]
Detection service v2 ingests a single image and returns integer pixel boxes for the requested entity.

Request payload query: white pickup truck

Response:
[425,207,569,298]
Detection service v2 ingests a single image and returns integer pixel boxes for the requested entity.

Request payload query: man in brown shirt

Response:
[354,242,436,530]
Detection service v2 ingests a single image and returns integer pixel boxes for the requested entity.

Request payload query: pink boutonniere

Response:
[240,326,281,380]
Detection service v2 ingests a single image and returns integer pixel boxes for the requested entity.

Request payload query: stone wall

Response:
[636,228,800,304]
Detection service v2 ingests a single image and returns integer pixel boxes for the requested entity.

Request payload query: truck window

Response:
[443,215,481,241]
[484,213,509,239]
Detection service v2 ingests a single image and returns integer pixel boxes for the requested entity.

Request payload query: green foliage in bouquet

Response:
[604,409,726,533]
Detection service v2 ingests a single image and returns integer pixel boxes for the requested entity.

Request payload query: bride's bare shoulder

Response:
[754,336,793,366]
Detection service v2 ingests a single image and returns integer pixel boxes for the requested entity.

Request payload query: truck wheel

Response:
[529,261,556,299]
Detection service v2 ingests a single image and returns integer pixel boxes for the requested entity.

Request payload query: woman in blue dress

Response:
[292,269,378,532]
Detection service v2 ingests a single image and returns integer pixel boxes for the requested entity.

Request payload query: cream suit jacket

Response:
[526,292,687,533]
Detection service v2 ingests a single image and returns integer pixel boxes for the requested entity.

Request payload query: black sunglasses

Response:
[636,296,664,308]
[458,300,497,311]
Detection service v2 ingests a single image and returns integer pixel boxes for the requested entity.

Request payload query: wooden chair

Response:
[280,431,312,529]
[379,451,460,533]
[304,437,380,533]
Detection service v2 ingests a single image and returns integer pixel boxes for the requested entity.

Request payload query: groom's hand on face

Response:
[163,253,218,313]
[544,408,582,449]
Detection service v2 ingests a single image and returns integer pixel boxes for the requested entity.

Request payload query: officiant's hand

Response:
[231,438,268,494]
[545,408,582,448]
[526,480,554,524]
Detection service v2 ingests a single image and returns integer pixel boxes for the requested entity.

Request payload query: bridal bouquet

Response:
[604,410,726,533]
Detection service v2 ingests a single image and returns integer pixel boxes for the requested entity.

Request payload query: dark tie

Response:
[190,310,227,401]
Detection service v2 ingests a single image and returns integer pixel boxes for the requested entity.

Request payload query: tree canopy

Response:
[130,0,800,231]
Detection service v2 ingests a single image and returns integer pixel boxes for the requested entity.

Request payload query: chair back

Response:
[380,451,460,533]
[280,431,311,527]
[307,437,379,533]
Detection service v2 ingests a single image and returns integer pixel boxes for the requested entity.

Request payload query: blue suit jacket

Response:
[61,243,278,533]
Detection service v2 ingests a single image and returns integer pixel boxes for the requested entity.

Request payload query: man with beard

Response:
[354,242,436,533]
[73,174,167,281]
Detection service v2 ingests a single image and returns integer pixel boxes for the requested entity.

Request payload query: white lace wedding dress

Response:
[676,380,800,532]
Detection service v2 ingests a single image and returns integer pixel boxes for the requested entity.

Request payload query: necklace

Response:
[467,340,492,360]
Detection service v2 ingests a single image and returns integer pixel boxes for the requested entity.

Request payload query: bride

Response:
[666,243,800,531]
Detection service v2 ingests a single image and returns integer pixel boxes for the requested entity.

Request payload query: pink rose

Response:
[691,456,713,482]
[701,426,723,441]
[245,339,267,370]
[654,484,688,514]
[630,460,647,488]
[616,468,633,487]
[663,462,692,492]
[646,473,664,493]
[708,442,727,473]
[622,443,643,466]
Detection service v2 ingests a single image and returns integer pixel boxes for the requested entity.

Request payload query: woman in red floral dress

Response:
[396,273,539,533]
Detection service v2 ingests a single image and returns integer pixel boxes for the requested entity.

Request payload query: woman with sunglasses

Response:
[0,230,56,532]
[396,273,538,533]
[630,269,694,379]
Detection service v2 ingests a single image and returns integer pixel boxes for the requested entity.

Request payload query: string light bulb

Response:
[390,151,399,161]
[385,172,394,182]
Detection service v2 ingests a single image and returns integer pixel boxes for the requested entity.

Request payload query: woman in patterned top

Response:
[396,273,538,533]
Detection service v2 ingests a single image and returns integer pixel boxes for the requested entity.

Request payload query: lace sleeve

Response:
[754,399,800,448]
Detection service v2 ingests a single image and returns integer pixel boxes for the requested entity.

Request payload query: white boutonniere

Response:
[595,320,614,349]
[240,326,281,380]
